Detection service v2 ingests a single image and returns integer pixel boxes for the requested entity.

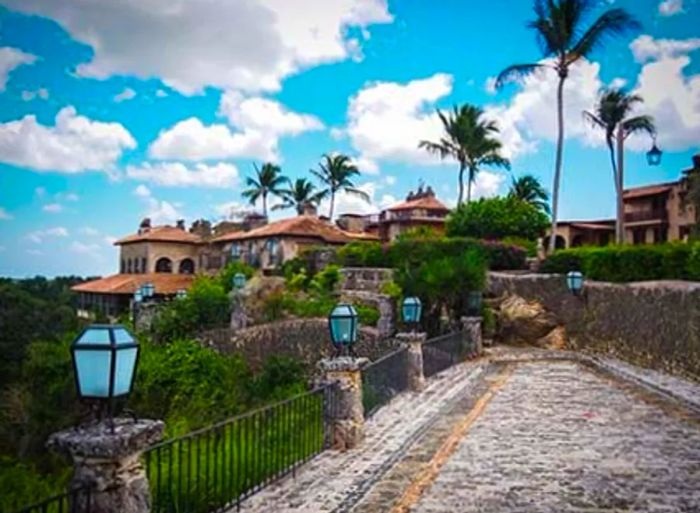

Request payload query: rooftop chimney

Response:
[176,219,185,230]
[301,202,318,217]
[138,217,152,235]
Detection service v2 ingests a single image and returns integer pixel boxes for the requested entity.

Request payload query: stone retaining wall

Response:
[488,272,700,381]
[199,318,398,373]
[339,267,394,293]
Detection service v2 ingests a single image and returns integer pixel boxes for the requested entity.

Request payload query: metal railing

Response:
[422,331,465,378]
[144,384,335,513]
[624,208,667,223]
[361,346,409,418]
[9,486,93,513]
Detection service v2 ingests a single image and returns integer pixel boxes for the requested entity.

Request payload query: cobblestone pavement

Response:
[237,350,700,513]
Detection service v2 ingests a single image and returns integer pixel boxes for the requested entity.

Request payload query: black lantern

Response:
[647,139,662,167]
[467,291,482,316]
[70,324,140,424]
[328,303,359,356]
[566,271,584,296]
[402,296,422,330]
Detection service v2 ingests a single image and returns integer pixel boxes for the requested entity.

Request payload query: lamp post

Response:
[132,289,143,322]
[566,271,584,297]
[467,291,483,316]
[70,324,140,430]
[328,303,359,357]
[402,296,422,332]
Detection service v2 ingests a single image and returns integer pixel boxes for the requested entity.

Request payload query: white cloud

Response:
[132,184,182,224]
[114,87,136,102]
[34,187,46,197]
[127,161,239,188]
[4,0,392,95]
[0,47,36,91]
[215,201,256,220]
[0,106,136,173]
[658,0,684,16]
[155,89,168,98]
[26,249,42,256]
[150,95,323,162]
[631,35,700,63]
[62,192,79,202]
[0,207,12,220]
[81,226,100,236]
[347,73,455,171]
[103,235,117,246]
[134,184,151,198]
[21,88,49,101]
[484,77,498,95]
[70,241,101,254]
[42,203,63,213]
[318,181,396,218]
[26,226,69,243]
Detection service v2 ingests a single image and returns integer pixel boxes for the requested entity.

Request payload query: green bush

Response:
[688,243,700,280]
[356,304,380,326]
[446,196,550,241]
[501,236,537,258]
[308,264,341,295]
[336,242,387,267]
[541,243,697,282]
[219,261,255,293]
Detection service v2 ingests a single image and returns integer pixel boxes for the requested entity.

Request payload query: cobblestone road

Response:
[238,351,700,513]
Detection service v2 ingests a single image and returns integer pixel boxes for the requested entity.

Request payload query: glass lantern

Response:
[133,289,143,303]
[646,141,662,167]
[402,297,422,327]
[328,303,359,355]
[142,282,155,298]
[566,271,584,296]
[467,291,483,316]
[70,324,140,420]
[233,272,247,289]
[176,289,187,299]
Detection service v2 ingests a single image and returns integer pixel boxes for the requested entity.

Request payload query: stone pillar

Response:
[317,357,368,451]
[461,316,483,357]
[48,418,164,513]
[229,291,248,330]
[396,332,426,391]
[134,302,159,333]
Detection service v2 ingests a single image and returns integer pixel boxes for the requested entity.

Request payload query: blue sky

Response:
[0,0,698,277]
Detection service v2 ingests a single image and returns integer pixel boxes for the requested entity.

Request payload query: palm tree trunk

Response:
[329,192,335,221]
[262,193,267,218]
[548,73,566,253]
[458,163,465,206]
[466,166,474,204]
[607,137,622,244]
[616,129,626,244]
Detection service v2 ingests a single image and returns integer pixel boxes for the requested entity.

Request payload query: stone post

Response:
[134,302,159,333]
[317,357,369,451]
[229,291,248,330]
[48,418,164,513]
[395,332,426,391]
[461,316,483,357]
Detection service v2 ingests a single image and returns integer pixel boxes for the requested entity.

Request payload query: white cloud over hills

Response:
[126,162,239,188]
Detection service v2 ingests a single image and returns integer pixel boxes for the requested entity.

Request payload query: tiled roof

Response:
[343,230,380,241]
[570,223,615,231]
[213,215,351,244]
[623,182,677,199]
[115,226,202,245]
[72,273,195,295]
[387,195,449,212]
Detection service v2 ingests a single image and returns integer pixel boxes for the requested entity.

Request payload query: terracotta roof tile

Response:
[623,182,677,199]
[72,273,195,295]
[115,226,202,245]
[213,215,352,244]
[387,195,449,212]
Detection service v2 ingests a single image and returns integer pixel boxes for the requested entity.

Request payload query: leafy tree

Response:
[419,104,510,205]
[218,261,256,293]
[446,196,550,241]
[241,162,287,218]
[583,88,655,243]
[496,0,640,251]
[312,154,369,220]
[273,178,328,215]
[509,174,550,214]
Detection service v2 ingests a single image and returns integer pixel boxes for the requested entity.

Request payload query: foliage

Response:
[380,280,403,299]
[151,275,230,342]
[446,196,550,241]
[481,304,497,339]
[509,174,550,214]
[335,241,387,267]
[356,304,380,327]
[501,236,537,258]
[688,244,700,280]
[248,356,307,402]
[273,178,327,214]
[419,104,510,205]
[540,243,697,282]
[312,153,369,220]
[280,293,336,319]
[241,162,287,217]
[308,264,341,295]
[395,225,442,242]
[219,261,256,293]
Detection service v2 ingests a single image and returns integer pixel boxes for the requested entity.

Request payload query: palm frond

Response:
[622,115,656,139]
[342,187,371,203]
[495,63,548,89]
[569,8,641,61]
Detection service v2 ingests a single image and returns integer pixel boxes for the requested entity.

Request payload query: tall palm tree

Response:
[509,174,551,214]
[273,178,328,215]
[241,162,287,218]
[583,88,655,244]
[312,154,369,220]
[496,0,640,251]
[419,104,510,206]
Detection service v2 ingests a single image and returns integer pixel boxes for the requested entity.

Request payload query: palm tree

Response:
[583,88,655,244]
[509,174,551,214]
[312,154,369,220]
[273,178,328,215]
[496,0,640,251]
[241,162,287,218]
[419,104,510,205]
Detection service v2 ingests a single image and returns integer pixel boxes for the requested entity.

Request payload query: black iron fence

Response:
[144,384,335,513]
[422,331,465,378]
[8,486,93,513]
[361,346,409,418]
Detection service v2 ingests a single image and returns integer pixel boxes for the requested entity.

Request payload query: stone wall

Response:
[488,272,700,381]
[339,268,394,293]
[199,318,398,374]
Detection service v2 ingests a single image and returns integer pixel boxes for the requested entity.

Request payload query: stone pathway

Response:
[237,348,700,513]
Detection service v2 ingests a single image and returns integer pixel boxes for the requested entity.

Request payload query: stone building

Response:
[375,186,450,242]
[549,154,699,249]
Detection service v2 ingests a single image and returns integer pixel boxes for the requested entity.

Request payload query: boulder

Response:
[497,294,558,344]
[536,325,568,350]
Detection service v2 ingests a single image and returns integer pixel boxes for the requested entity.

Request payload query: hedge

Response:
[540,243,700,282]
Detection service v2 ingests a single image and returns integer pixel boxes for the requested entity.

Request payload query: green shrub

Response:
[356,304,380,326]
[688,243,700,280]
[336,242,387,267]
[308,264,341,295]
[219,261,255,293]
[262,291,286,322]
[446,196,550,241]
[541,243,697,282]
[480,240,528,270]
[501,236,537,258]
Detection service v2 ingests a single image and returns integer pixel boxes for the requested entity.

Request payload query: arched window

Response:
[127,259,133,273]
[179,258,195,274]
[155,257,173,273]
[121,259,126,273]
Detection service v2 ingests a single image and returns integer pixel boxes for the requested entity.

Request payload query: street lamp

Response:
[647,138,662,167]
[467,291,483,316]
[70,324,140,427]
[176,289,187,299]
[566,271,584,297]
[233,272,247,290]
[328,303,359,357]
[402,297,422,331]
[142,282,155,299]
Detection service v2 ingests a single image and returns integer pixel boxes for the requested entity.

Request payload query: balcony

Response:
[624,208,668,224]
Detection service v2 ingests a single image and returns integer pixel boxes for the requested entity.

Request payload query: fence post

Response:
[395,332,426,391]
[461,316,483,357]
[317,357,369,451]
[48,418,164,513]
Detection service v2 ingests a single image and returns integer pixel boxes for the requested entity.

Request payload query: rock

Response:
[497,294,558,345]
[536,325,568,350]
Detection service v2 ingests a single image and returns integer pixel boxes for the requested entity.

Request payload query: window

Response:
[127,259,133,273]
[179,258,195,274]
[121,259,126,273]
[633,228,646,245]
[654,227,668,243]
[141,257,147,274]
[155,257,173,273]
